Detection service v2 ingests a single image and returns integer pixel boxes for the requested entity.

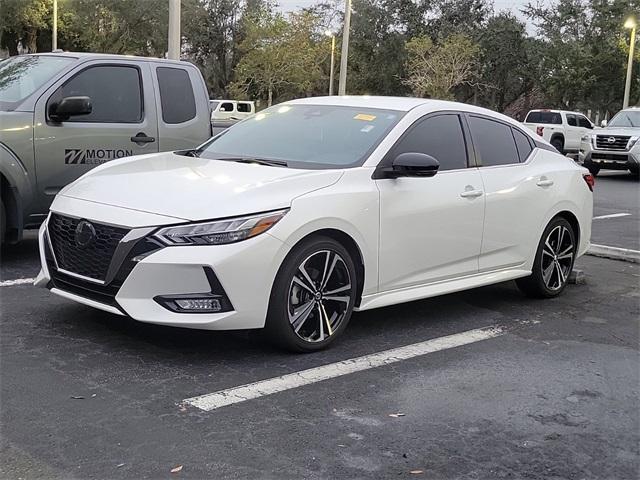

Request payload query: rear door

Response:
[33,60,159,213]
[564,113,583,151]
[153,65,211,151]
[467,114,551,271]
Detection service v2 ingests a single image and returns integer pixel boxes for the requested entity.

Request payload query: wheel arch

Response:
[284,228,366,307]
[0,172,23,243]
[550,133,565,148]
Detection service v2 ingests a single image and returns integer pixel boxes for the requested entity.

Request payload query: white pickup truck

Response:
[523,109,595,154]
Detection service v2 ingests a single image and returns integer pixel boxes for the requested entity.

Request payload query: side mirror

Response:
[49,96,92,122]
[600,120,607,128]
[384,152,440,178]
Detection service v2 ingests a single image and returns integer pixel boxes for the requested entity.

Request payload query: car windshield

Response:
[607,110,640,128]
[0,55,75,110]
[198,104,402,168]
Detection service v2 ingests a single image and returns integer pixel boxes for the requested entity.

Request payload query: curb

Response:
[587,244,640,263]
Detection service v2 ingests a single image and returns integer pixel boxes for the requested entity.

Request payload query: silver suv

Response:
[0,52,212,243]
[579,108,640,177]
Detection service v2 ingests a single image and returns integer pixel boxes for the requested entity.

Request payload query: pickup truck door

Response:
[564,113,584,151]
[33,60,159,213]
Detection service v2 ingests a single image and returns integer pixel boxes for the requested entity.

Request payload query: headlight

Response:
[628,136,639,149]
[154,209,288,245]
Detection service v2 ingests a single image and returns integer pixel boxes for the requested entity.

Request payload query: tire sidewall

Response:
[265,236,357,352]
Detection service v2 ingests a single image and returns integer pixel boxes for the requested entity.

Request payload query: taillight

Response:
[583,173,595,192]
[536,126,544,136]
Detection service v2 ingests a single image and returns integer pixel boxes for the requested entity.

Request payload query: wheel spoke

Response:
[321,254,340,290]
[291,301,315,331]
[317,304,325,341]
[543,262,555,286]
[320,302,333,336]
[557,252,573,261]
[324,295,350,303]
[319,251,331,289]
[556,260,567,284]
[556,227,565,254]
[323,284,351,295]
[545,238,555,255]
[292,275,315,294]
[298,263,317,293]
[557,244,573,257]
[542,247,554,258]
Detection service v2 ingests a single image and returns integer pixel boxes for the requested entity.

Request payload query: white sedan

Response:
[36,96,594,352]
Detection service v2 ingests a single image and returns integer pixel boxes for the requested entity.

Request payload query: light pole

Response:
[338,0,351,95]
[623,17,637,109]
[52,0,58,51]
[325,31,336,95]
[168,0,181,60]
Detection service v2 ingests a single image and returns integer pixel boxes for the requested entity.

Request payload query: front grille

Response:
[48,214,129,281]
[595,135,630,151]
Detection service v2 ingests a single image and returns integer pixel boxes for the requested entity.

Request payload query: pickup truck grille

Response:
[595,135,630,151]
[48,214,129,281]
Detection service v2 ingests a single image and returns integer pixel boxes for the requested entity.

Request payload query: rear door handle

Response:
[536,178,554,187]
[460,189,483,198]
[130,132,155,144]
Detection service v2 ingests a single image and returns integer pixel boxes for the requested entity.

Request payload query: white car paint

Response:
[36,96,593,338]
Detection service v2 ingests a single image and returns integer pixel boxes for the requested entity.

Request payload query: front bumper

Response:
[36,215,289,330]
[579,142,640,171]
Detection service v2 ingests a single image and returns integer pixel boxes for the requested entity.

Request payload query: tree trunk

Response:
[26,28,38,53]
[268,85,273,107]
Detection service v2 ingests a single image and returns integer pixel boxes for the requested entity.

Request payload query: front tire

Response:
[516,217,576,298]
[264,236,357,352]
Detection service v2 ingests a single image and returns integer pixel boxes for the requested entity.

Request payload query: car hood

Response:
[596,127,640,136]
[58,151,344,221]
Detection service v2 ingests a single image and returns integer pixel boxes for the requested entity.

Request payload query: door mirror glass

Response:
[49,96,92,122]
[387,152,440,178]
[600,119,607,127]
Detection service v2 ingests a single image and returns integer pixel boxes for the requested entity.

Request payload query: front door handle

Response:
[130,132,155,144]
[460,189,483,198]
[536,178,554,187]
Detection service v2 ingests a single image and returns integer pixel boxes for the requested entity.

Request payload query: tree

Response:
[229,11,325,105]
[0,0,52,54]
[403,34,480,100]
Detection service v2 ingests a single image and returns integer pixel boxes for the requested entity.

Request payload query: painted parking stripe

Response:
[0,278,36,287]
[593,213,632,220]
[184,325,506,412]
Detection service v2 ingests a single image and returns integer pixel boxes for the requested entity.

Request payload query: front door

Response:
[377,113,484,292]
[33,61,159,214]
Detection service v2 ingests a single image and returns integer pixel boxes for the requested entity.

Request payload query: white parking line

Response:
[184,325,506,412]
[593,213,632,220]
[0,278,36,287]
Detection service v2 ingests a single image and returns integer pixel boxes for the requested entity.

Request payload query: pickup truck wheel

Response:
[0,199,6,246]
[586,163,600,176]
[550,137,564,154]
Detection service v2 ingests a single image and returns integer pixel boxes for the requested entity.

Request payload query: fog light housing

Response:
[155,294,228,313]
[175,298,222,312]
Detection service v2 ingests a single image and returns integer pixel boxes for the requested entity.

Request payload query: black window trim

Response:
[464,112,535,168]
[155,66,197,125]
[46,63,145,125]
[373,110,475,179]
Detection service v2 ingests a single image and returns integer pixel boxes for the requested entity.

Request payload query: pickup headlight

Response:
[154,209,288,245]
[628,136,639,149]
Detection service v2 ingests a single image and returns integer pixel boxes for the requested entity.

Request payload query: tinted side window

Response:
[468,116,519,166]
[237,102,251,113]
[577,115,592,128]
[525,111,562,124]
[566,114,577,126]
[51,65,142,123]
[390,114,468,171]
[512,128,533,162]
[220,102,234,112]
[157,67,196,124]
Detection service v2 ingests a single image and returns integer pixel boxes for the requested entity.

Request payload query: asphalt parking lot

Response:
[1,172,638,479]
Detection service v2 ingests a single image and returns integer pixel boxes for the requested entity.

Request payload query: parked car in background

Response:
[0,52,212,244]
[579,107,640,177]
[523,109,595,154]
[36,96,593,352]
[210,100,255,121]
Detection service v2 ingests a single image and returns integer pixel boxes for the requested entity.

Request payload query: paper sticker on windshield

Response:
[360,125,375,133]
[354,113,377,121]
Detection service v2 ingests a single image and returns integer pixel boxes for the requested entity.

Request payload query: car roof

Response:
[285,95,522,125]
[25,51,189,66]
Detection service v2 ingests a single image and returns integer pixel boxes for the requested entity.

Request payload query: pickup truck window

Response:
[525,111,562,124]
[237,102,252,113]
[157,67,196,124]
[0,55,74,109]
[49,65,142,123]
[220,102,234,112]
[577,115,592,128]
[566,114,577,126]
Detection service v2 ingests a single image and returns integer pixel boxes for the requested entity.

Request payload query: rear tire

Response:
[264,236,357,352]
[516,217,576,298]
[0,199,6,246]
[551,137,564,154]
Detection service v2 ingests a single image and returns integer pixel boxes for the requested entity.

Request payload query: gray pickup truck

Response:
[0,52,212,243]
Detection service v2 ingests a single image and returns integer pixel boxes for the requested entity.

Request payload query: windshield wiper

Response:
[217,157,288,167]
